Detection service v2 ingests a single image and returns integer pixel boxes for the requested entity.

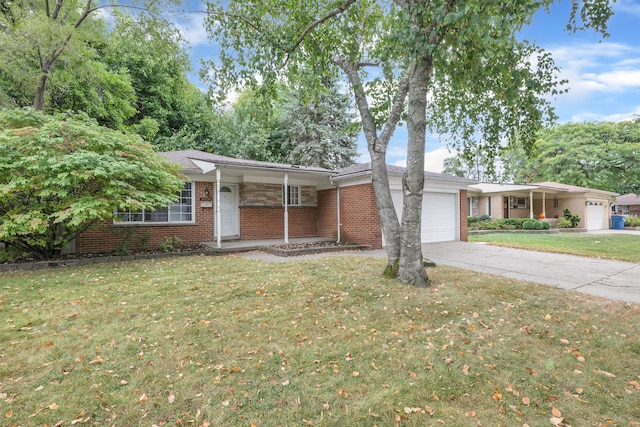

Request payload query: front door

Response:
[217,185,238,237]
[503,197,509,219]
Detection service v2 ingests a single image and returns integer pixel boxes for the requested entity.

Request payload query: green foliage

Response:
[624,217,640,227]
[158,236,183,253]
[469,217,549,231]
[556,217,574,228]
[507,120,640,194]
[563,209,582,228]
[522,220,537,230]
[0,109,184,259]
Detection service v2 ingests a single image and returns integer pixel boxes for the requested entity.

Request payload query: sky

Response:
[176,1,640,172]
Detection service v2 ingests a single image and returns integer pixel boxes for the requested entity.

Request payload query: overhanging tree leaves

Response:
[0,109,184,259]
[202,0,612,286]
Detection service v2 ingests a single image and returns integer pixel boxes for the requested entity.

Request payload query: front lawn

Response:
[1,256,639,426]
[469,233,640,262]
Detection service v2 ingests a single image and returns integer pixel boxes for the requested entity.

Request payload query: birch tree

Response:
[202,0,612,286]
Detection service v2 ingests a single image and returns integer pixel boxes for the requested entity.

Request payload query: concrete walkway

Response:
[240,238,640,305]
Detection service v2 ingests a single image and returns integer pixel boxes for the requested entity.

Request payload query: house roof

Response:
[529,182,618,197]
[159,150,334,175]
[615,193,640,205]
[470,181,618,197]
[331,162,477,184]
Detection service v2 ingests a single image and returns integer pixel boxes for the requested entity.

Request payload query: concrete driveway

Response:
[422,241,640,304]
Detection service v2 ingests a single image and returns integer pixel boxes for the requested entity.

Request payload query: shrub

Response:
[563,208,581,228]
[159,236,183,253]
[522,220,536,230]
[478,214,492,221]
[624,216,640,227]
[541,221,551,230]
[468,216,479,224]
[557,218,573,228]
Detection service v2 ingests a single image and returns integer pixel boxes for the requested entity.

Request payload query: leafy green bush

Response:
[522,220,536,230]
[624,216,640,227]
[563,208,581,228]
[541,221,551,230]
[557,218,573,228]
[159,236,183,253]
[479,214,492,221]
[468,216,480,224]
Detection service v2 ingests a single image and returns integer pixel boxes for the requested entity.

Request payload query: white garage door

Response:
[389,191,458,243]
[586,204,606,230]
[422,192,457,242]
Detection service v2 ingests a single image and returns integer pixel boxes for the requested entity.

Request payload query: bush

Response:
[624,216,640,227]
[468,216,479,224]
[478,214,492,222]
[563,208,581,228]
[541,221,551,230]
[522,220,536,230]
[557,218,573,228]
[159,236,183,253]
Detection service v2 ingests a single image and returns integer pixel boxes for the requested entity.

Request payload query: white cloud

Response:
[614,0,640,16]
[177,13,210,47]
[390,147,455,174]
[570,105,640,122]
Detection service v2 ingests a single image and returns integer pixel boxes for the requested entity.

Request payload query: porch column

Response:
[542,192,546,218]
[529,190,534,219]
[284,173,289,243]
[216,168,221,249]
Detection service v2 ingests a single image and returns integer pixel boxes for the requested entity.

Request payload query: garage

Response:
[390,190,458,243]
[586,203,606,230]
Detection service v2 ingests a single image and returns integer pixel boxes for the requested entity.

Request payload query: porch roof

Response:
[331,162,476,184]
[470,181,618,197]
[159,150,334,176]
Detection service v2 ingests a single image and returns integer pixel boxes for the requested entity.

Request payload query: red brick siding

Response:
[318,188,338,240]
[459,189,468,242]
[239,207,318,240]
[339,184,383,248]
[77,181,214,254]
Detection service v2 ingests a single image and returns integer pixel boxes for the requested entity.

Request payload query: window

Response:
[283,185,300,206]
[467,197,472,216]
[511,197,528,209]
[487,197,492,215]
[115,182,193,223]
[553,197,559,209]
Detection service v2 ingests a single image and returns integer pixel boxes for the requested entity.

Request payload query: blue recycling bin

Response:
[611,215,624,230]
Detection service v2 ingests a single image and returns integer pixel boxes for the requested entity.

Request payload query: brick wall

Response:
[318,189,338,240]
[339,184,383,248]
[239,207,318,239]
[459,190,468,242]
[240,183,317,206]
[77,181,214,254]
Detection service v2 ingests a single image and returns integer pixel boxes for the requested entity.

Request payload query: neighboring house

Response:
[614,194,640,217]
[75,150,473,254]
[467,181,618,230]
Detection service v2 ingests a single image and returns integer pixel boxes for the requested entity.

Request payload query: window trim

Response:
[114,182,195,225]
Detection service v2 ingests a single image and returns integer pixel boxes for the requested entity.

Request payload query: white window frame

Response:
[283,185,301,206]
[512,196,529,209]
[114,182,195,224]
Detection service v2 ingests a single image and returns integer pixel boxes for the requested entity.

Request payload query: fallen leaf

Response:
[5,410,12,418]
[168,394,175,403]
[522,397,531,405]
[465,410,476,417]
[549,416,563,426]
[594,369,616,378]
[425,405,435,415]
[337,388,349,398]
[281,379,290,386]
[492,393,502,401]
[48,403,58,410]
[552,407,562,417]
[138,393,148,403]
[462,364,470,375]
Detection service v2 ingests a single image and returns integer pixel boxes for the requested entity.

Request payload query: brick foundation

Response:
[239,206,318,240]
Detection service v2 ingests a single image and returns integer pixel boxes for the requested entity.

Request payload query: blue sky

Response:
[177,1,640,172]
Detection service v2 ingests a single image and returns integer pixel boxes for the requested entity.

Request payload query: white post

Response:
[284,173,289,244]
[216,168,221,249]
[542,192,546,218]
[529,190,534,219]
[336,185,341,243]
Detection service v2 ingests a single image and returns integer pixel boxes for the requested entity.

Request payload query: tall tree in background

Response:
[509,120,640,194]
[281,81,359,169]
[203,0,612,287]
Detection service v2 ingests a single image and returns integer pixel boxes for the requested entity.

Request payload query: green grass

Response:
[469,233,640,262]
[1,255,639,426]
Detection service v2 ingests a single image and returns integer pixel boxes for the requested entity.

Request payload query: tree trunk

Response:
[398,56,432,287]
[33,73,48,110]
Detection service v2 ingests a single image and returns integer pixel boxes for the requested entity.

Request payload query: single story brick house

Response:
[75,150,473,254]
[467,182,618,230]
[613,194,640,217]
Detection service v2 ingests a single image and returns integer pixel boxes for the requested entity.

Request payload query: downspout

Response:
[216,168,221,249]
[284,172,289,244]
[330,179,341,243]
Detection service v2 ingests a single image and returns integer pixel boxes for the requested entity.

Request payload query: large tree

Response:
[203,0,612,287]
[509,120,640,194]
[0,109,184,259]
